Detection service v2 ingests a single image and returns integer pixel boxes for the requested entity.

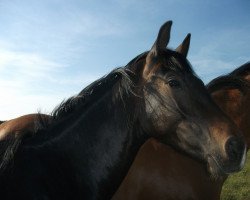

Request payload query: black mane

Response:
[0,67,135,170]
[49,67,133,125]
[164,49,195,74]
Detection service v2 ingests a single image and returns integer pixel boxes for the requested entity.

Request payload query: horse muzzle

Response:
[207,136,247,177]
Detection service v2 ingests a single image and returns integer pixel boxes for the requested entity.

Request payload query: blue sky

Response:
[0,0,249,119]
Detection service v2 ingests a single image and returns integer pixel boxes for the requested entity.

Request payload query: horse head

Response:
[130,21,246,177]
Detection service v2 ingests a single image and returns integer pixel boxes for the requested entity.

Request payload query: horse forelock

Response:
[166,53,195,75]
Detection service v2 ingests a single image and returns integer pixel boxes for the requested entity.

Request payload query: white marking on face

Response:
[239,144,247,169]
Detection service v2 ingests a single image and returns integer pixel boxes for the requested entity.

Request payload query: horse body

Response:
[113,63,250,200]
[0,21,246,200]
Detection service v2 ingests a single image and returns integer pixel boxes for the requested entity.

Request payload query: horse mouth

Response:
[207,155,230,178]
[207,144,247,179]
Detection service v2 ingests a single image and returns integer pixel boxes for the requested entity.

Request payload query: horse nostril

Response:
[225,137,245,162]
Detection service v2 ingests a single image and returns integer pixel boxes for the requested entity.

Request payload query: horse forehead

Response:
[147,56,186,76]
[159,54,183,68]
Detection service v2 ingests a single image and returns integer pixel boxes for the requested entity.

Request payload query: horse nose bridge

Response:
[208,118,241,149]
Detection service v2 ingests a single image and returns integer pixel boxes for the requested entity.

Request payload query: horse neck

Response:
[34,87,147,199]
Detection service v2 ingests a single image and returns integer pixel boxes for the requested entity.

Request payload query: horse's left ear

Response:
[175,33,191,58]
[143,21,172,78]
[149,21,172,56]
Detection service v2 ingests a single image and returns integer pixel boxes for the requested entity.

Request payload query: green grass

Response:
[221,152,250,200]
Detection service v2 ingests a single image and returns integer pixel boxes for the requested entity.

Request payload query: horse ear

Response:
[149,21,172,56]
[143,21,172,78]
[175,33,191,58]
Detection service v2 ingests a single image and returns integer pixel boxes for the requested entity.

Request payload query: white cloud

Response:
[0,46,65,119]
[189,27,250,83]
[0,48,64,78]
[0,73,101,120]
[0,91,63,120]
[0,43,103,119]
[66,13,127,38]
[191,58,233,83]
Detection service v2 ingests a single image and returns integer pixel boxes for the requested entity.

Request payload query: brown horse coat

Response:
[0,114,51,140]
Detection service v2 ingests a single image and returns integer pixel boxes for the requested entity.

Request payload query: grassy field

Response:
[221,152,250,200]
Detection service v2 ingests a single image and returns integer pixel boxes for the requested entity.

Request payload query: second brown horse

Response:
[112,64,250,200]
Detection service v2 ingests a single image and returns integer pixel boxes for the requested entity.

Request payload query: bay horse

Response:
[112,63,250,200]
[0,21,246,200]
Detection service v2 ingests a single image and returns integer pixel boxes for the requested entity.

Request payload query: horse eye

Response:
[168,79,180,88]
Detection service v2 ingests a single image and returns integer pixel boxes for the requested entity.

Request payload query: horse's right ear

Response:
[175,33,191,58]
[148,21,172,57]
